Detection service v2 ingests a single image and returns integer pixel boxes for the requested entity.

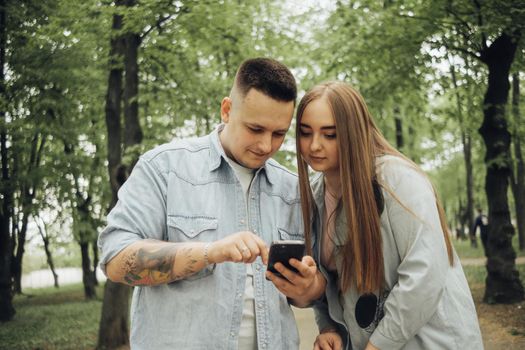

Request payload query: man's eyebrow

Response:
[247,122,288,133]
[246,122,264,128]
[299,123,336,130]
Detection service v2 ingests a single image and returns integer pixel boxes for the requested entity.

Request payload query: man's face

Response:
[220,88,294,169]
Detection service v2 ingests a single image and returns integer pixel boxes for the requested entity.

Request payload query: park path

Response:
[21,267,106,289]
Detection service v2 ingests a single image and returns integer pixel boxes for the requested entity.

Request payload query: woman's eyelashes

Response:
[299,129,337,140]
[299,129,312,137]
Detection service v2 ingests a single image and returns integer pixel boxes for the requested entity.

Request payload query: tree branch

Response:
[396,13,458,28]
[446,44,482,61]
[141,14,173,41]
[427,39,482,61]
[472,0,488,50]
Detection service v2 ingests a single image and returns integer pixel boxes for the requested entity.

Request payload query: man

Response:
[98,57,325,350]
[472,207,489,252]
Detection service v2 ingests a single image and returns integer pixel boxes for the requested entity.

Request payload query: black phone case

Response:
[267,241,305,277]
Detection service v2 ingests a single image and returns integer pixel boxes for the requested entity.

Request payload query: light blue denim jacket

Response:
[312,156,483,350]
[98,126,304,350]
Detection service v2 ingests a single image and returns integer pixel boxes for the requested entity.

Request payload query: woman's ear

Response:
[220,97,232,123]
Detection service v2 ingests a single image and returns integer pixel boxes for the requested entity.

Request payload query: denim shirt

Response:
[311,156,482,350]
[98,126,304,350]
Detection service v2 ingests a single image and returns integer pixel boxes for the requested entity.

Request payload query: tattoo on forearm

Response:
[181,247,198,277]
[121,244,201,286]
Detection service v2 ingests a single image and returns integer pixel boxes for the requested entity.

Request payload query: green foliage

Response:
[132,0,298,143]
[4,0,524,307]
[4,0,110,251]
[4,0,303,277]
[302,0,524,234]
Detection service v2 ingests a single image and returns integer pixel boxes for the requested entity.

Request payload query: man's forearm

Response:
[106,239,209,286]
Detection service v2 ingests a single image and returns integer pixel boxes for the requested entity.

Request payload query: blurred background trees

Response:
[0,0,524,342]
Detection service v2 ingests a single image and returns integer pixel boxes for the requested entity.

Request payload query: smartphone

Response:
[267,240,306,278]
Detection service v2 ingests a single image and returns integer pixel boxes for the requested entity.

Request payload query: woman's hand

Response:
[313,329,343,350]
[365,341,379,350]
[265,255,326,307]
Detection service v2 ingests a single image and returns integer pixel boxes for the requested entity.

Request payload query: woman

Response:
[296,81,482,350]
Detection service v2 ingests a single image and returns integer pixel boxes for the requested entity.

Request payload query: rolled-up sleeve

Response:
[370,164,450,349]
[98,157,167,274]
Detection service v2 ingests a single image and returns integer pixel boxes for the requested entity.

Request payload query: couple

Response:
[98,58,483,350]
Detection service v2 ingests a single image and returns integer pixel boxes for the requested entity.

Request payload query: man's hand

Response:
[265,255,326,307]
[208,231,269,265]
[314,329,343,350]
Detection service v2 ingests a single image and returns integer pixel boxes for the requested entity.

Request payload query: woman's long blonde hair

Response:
[296,81,453,294]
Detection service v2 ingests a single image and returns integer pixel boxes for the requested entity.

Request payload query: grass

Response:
[463,264,525,285]
[0,284,105,350]
[452,233,525,259]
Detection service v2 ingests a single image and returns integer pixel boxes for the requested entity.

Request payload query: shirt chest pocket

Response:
[167,215,218,242]
[277,227,303,241]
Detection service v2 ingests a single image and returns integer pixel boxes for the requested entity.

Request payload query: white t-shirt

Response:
[227,158,257,350]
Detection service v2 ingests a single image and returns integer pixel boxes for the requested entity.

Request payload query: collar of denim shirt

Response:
[208,123,277,185]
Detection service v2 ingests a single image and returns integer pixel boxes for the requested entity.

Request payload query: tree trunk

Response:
[0,0,15,321]
[450,63,475,243]
[510,73,525,251]
[394,107,403,151]
[124,30,142,149]
[12,213,27,294]
[105,5,125,210]
[98,280,131,349]
[80,242,96,299]
[456,197,467,240]
[97,2,131,348]
[99,0,145,345]
[13,131,45,293]
[464,132,474,238]
[93,239,99,286]
[35,218,59,288]
[46,242,59,288]
[479,32,524,304]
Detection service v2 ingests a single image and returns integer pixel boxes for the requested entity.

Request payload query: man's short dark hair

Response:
[234,57,297,102]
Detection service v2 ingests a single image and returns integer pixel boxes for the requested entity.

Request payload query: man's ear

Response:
[220,97,232,123]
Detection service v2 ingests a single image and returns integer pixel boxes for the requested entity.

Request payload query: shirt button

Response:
[261,343,266,348]
[255,265,261,271]
[230,332,235,337]
[257,302,263,308]
[237,293,242,298]
[240,219,245,225]
[251,196,256,200]
[253,229,257,234]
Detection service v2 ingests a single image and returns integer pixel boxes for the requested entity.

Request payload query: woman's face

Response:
[298,97,339,176]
